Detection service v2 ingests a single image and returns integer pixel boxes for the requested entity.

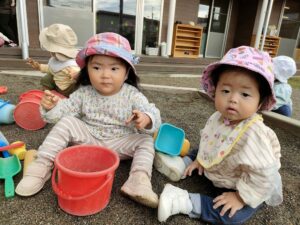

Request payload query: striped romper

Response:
[38,83,161,177]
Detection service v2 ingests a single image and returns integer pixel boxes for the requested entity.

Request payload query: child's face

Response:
[87,55,128,96]
[214,70,261,123]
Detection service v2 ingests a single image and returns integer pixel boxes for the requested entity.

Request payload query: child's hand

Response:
[183,160,204,177]
[66,67,80,80]
[26,58,41,70]
[40,90,60,111]
[213,191,245,218]
[125,110,152,130]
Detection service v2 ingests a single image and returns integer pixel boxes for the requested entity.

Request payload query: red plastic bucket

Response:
[52,145,120,216]
[14,90,66,131]
[19,89,44,101]
[14,90,46,130]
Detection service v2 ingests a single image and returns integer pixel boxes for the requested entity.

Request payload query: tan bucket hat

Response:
[39,24,78,59]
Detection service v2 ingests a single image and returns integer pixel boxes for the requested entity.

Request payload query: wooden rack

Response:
[251,35,281,57]
[171,24,203,58]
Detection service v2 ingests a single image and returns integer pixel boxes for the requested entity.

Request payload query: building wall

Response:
[161,0,170,42]
[27,0,40,48]
[174,0,199,24]
[161,0,199,42]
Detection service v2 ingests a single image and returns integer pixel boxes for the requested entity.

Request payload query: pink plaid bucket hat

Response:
[76,32,139,75]
[202,46,276,111]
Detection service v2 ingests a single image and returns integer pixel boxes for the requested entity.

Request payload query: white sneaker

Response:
[154,152,186,182]
[158,183,193,222]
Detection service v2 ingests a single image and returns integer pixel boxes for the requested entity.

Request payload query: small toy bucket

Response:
[19,89,44,100]
[13,90,46,130]
[52,145,120,216]
[154,123,185,156]
[0,99,15,124]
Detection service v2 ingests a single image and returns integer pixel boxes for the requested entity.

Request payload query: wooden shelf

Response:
[171,24,203,58]
[251,35,281,57]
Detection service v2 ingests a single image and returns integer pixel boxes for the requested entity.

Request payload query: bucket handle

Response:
[0,99,10,110]
[52,167,113,201]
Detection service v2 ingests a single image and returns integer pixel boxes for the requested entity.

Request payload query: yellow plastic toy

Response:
[8,141,26,160]
[23,149,37,175]
[153,131,190,157]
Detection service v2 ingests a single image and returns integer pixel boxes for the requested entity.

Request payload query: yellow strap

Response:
[199,114,263,168]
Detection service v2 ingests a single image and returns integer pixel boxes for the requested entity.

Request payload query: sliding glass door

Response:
[39,0,163,53]
[278,0,300,57]
[142,0,163,53]
[198,0,232,58]
[96,0,162,54]
[39,0,94,46]
[96,0,137,50]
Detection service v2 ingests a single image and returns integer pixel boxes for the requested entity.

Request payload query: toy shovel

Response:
[0,155,21,198]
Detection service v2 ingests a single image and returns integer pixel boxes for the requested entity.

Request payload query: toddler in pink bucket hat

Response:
[202,46,276,111]
[157,46,282,224]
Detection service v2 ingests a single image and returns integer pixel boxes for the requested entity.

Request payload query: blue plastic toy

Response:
[0,131,10,157]
[154,123,185,156]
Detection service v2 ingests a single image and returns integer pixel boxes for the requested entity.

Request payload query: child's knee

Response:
[139,134,155,152]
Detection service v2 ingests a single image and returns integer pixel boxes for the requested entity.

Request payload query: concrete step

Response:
[1,48,300,75]
[0,58,206,74]
[136,62,205,74]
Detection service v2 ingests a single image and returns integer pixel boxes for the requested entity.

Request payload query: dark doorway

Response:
[232,0,258,47]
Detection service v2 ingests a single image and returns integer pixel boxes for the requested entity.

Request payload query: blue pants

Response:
[188,193,260,225]
[272,105,292,117]
[182,148,198,166]
[184,149,261,224]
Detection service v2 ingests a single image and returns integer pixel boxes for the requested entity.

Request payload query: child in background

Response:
[16,32,162,208]
[0,32,16,47]
[271,55,297,117]
[27,24,80,97]
[0,0,18,46]
[157,46,283,224]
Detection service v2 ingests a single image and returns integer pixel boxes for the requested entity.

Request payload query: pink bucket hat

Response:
[76,32,139,75]
[202,46,276,111]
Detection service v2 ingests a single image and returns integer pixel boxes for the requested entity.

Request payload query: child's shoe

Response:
[15,157,53,196]
[154,152,186,182]
[120,171,158,208]
[158,183,193,222]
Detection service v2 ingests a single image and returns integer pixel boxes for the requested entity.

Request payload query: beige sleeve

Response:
[39,64,49,73]
[236,124,282,208]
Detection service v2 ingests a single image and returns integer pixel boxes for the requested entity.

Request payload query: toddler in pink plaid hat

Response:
[157,46,282,224]
[16,32,162,209]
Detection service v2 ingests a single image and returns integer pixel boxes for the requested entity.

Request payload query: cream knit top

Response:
[41,84,161,140]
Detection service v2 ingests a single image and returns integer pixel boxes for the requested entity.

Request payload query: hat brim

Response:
[76,43,138,75]
[202,61,276,111]
[275,76,288,83]
[39,28,78,59]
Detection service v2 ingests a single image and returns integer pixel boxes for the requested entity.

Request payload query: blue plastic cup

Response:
[0,100,15,124]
